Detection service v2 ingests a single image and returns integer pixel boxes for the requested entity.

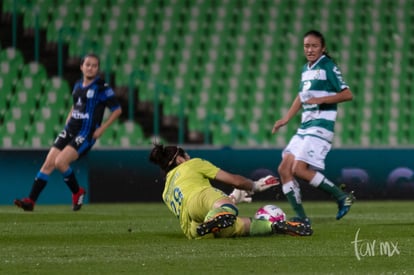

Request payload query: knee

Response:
[292,163,309,180]
[41,159,56,174]
[54,158,68,172]
[277,161,291,180]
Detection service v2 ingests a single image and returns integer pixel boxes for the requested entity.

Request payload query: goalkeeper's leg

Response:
[272,220,313,236]
[250,219,313,237]
[196,206,237,236]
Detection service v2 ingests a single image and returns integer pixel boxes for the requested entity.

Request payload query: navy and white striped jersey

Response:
[66,77,121,138]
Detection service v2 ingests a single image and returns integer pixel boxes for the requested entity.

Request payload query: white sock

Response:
[309,172,325,188]
[282,180,302,204]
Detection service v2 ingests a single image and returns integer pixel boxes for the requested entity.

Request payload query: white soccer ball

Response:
[254,204,286,222]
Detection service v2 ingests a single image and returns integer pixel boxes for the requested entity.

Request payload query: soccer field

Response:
[0,201,412,274]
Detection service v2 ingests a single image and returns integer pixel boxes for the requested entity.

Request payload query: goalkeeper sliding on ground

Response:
[149,144,313,239]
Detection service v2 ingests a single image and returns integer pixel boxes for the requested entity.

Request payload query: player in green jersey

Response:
[149,144,313,239]
[272,30,355,225]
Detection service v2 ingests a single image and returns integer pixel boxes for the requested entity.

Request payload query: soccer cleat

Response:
[196,212,237,236]
[72,187,86,211]
[336,191,356,220]
[289,216,312,227]
[14,198,35,211]
[272,220,313,236]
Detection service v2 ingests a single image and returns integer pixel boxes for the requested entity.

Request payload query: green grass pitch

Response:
[0,201,413,274]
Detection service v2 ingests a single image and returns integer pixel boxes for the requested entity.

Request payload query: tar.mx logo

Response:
[351,228,400,261]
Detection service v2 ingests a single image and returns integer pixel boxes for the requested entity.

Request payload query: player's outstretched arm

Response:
[272,95,302,134]
[215,170,279,193]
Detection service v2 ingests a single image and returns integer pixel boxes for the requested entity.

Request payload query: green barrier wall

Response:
[1,148,414,205]
[0,149,89,205]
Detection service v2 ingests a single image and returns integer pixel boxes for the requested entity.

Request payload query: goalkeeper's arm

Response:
[214,170,279,194]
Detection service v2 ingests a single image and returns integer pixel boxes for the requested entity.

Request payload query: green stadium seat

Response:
[11,90,37,112]
[20,62,47,79]
[6,0,414,147]
[2,0,29,14]
[211,124,233,146]
[0,74,14,117]
[30,103,63,148]
[10,75,43,124]
[46,1,80,43]
[22,0,54,29]
[0,120,27,147]
[0,59,20,83]
[95,127,118,148]
[42,76,71,109]
[116,120,145,146]
[0,47,24,74]
[114,63,132,87]
[0,135,14,148]
[29,134,53,148]
[26,119,55,148]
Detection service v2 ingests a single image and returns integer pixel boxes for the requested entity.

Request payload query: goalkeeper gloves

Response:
[252,175,279,193]
[229,188,252,204]
[228,176,279,204]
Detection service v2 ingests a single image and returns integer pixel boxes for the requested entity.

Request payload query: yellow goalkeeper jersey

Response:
[163,158,220,219]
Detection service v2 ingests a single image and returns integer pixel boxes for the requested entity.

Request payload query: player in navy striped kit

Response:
[14,53,122,211]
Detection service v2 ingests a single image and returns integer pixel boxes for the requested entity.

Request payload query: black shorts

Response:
[53,129,95,156]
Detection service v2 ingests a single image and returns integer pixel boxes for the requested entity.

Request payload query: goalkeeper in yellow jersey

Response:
[149,144,313,239]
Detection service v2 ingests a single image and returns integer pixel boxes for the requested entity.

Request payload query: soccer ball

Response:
[254,205,286,222]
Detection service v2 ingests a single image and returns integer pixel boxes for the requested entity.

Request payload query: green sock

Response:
[282,181,307,219]
[204,206,238,222]
[221,204,238,216]
[249,219,273,236]
[310,172,346,201]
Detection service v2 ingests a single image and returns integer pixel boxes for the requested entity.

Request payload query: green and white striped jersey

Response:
[297,55,349,142]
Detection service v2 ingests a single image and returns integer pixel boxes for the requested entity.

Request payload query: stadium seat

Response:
[42,76,71,107]
[22,0,54,29]
[0,59,20,86]
[4,0,414,147]
[2,0,29,14]
[46,0,81,43]
[116,120,146,146]
[95,127,118,147]
[0,120,27,147]
[29,134,54,148]
[0,47,24,75]
[20,61,48,79]
[0,73,14,119]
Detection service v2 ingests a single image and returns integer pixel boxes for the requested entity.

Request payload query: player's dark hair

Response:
[304,30,335,62]
[149,144,186,173]
[80,53,100,67]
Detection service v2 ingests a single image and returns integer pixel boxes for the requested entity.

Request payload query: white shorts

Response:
[283,134,332,170]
